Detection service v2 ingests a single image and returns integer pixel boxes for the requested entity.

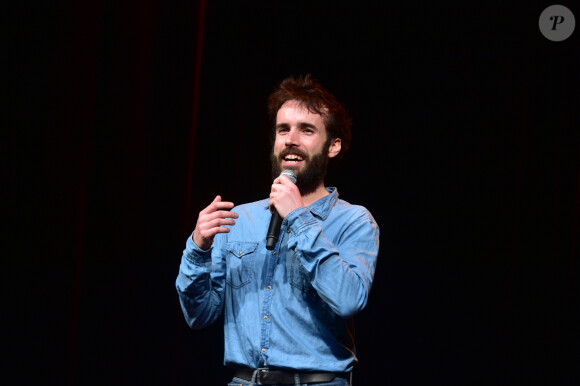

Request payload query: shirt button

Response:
[238,251,242,255]
[261,348,267,353]
[272,252,277,256]
[287,229,291,233]
[263,316,268,320]
[267,285,272,290]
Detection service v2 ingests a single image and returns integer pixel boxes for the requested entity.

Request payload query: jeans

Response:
[228,375,351,386]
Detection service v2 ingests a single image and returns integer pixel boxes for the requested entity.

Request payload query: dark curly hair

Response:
[267,74,352,158]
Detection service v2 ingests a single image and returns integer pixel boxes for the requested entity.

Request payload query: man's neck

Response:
[301,184,329,207]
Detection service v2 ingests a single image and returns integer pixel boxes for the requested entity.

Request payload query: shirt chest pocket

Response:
[225,241,258,289]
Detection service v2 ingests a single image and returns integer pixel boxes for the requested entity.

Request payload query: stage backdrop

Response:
[8,1,578,385]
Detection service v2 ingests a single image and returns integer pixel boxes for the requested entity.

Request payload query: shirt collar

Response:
[308,187,338,220]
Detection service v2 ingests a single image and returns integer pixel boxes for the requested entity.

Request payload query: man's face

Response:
[271,100,340,193]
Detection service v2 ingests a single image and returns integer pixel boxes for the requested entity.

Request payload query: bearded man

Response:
[176,75,380,386]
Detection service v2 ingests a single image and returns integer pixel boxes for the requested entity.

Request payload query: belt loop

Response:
[252,367,268,385]
[251,369,259,385]
[294,373,300,386]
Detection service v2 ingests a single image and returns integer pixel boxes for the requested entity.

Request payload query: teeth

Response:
[285,154,304,161]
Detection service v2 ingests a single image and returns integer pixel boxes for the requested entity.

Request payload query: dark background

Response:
[7,1,578,385]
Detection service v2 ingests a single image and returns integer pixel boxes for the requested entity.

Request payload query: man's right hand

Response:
[193,195,239,250]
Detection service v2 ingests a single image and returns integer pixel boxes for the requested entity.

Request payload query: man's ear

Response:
[328,138,342,159]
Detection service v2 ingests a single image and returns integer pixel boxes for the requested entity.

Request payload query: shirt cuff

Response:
[285,206,316,232]
[184,232,212,264]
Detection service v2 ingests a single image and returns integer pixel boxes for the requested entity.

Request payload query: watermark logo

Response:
[539,5,575,41]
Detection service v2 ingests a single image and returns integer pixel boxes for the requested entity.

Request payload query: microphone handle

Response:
[266,211,283,250]
[265,169,297,250]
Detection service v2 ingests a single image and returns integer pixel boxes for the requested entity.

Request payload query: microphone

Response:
[266,169,297,250]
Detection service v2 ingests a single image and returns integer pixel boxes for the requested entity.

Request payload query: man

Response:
[176,75,379,385]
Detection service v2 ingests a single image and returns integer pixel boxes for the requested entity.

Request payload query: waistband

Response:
[233,367,350,385]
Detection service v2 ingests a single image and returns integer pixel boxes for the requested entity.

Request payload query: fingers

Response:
[193,195,238,249]
[197,216,236,241]
[270,177,299,202]
[269,173,305,218]
[197,222,233,240]
[200,195,235,215]
[199,198,239,225]
[202,211,239,226]
[272,175,296,186]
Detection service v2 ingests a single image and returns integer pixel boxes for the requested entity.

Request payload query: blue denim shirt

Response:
[176,188,379,372]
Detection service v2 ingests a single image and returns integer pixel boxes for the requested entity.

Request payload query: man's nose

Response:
[285,128,298,146]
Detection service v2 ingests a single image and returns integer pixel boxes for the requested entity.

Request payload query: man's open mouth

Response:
[282,153,305,165]
[284,154,305,161]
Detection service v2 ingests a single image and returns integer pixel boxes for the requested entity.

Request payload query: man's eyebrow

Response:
[275,122,318,130]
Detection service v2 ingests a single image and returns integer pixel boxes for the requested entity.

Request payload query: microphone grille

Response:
[281,169,297,184]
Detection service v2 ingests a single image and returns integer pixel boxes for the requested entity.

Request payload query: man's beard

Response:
[271,146,329,196]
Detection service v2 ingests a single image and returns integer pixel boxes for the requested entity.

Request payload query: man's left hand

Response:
[269,174,303,218]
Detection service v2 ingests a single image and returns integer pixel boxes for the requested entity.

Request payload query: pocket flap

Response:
[226,241,258,258]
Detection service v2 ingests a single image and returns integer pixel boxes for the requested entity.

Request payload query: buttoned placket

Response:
[259,223,290,365]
